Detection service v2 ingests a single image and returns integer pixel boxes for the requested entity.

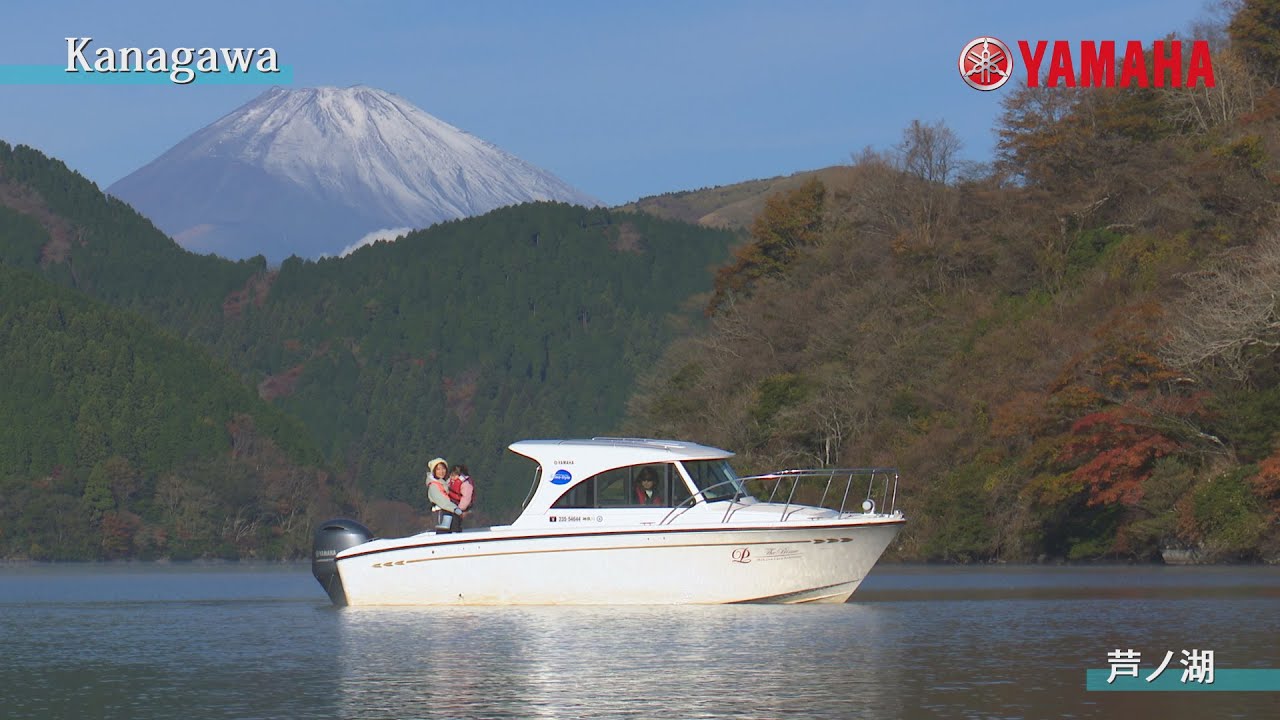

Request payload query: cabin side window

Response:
[551,463,685,509]
[551,477,594,508]
[595,468,631,506]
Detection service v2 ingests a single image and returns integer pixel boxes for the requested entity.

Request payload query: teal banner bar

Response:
[1087,669,1280,691]
[0,65,293,85]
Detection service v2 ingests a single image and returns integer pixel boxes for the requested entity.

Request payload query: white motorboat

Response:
[312,437,905,605]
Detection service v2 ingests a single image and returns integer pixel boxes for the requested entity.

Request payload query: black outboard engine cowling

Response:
[312,518,373,606]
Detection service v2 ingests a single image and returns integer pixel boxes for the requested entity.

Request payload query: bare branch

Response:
[1163,230,1280,379]
[1161,46,1260,134]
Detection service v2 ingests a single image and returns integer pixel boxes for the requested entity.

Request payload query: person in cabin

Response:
[633,466,664,506]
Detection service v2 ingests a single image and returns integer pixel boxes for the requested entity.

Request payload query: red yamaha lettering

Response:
[1120,40,1148,87]
[1188,40,1215,87]
[1018,40,1046,87]
[1079,41,1114,87]
[1047,40,1076,87]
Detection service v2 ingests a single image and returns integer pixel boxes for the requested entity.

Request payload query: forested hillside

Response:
[0,141,738,551]
[0,142,262,334]
[0,264,339,559]
[627,6,1280,563]
[206,204,738,522]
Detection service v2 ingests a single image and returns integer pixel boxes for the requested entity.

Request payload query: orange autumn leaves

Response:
[1059,408,1180,506]
[994,304,1213,508]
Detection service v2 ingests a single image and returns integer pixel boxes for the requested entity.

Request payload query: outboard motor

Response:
[312,518,373,606]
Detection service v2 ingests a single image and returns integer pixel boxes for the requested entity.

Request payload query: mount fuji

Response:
[108,86,599,261]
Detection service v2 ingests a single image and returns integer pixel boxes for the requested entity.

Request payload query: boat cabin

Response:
[508,437,750,527]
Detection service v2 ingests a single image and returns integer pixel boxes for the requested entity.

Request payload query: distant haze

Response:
[108,86,599,261]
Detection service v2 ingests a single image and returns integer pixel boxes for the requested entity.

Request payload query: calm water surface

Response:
[1,564,1276,719]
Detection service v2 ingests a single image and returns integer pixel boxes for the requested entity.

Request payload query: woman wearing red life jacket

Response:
[426,459,476,530]
[633,467,664,506]
[425,457,463,532]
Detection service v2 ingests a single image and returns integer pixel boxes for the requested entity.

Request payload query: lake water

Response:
[0,564,1276,719]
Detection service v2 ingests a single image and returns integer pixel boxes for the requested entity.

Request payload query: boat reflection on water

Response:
[332,603,900,719]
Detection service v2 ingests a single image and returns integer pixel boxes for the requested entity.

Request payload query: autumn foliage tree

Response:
[707,178,825,314]
[1250,450,1280,519]
[1228,0,1280,83]
[1058,408,1181,506]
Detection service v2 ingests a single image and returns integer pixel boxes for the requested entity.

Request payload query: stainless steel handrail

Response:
[657,468,899,526]
[658,479,744,525]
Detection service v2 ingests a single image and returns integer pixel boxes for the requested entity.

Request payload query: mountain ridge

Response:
[616,166,855,231]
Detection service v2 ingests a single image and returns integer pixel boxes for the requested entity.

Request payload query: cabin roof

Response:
[508,437,734,466]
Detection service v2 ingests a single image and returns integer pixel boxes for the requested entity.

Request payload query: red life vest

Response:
[446,476,465,503]
[448,475,475,508]
[634,487,662,505]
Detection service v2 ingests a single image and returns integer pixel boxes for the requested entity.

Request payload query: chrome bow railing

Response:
[659,467,899,525]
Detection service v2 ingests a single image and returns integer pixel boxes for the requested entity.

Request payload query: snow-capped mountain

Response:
[108,86,599,261]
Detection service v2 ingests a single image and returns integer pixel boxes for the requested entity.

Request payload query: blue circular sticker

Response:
[551,469,572,485]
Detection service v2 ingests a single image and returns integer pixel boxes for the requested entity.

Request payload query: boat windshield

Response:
[681,459,748,502]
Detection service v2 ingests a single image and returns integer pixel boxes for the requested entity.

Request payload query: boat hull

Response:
[334,519,903,606]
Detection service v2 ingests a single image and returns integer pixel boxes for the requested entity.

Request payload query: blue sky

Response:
[0,0,1218,205]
